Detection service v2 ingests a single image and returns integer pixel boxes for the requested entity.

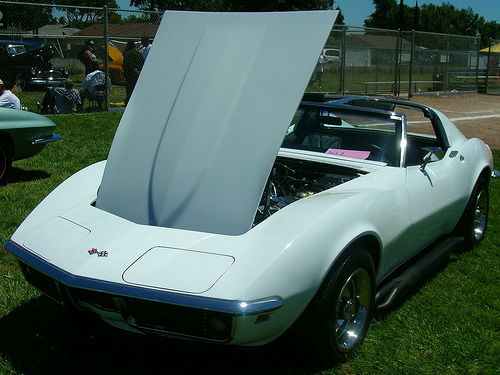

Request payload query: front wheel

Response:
[311,250,375,365]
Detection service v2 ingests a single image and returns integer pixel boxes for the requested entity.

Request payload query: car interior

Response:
[282,100,449,168]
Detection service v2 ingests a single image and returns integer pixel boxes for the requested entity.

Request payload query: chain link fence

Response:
[0,1,497,113]
[320,26,490,97]
[483,38,500,95]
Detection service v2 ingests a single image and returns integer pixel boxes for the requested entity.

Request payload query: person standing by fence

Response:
[79,40,98,76]
[123,41,144,106]
[141,36,152,61]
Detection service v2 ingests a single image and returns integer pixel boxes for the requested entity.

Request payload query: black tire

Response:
[311,249,375,365]
[456,177,489,249]
[0,139,13,184]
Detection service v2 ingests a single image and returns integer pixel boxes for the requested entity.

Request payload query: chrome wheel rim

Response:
[473,189,488,241]
[335,268,372,352]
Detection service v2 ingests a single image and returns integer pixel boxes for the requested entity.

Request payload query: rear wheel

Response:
[457,177,489,249]
[0,139,13,183]
[311,250,375,365]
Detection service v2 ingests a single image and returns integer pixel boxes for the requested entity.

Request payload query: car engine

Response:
[253,157,359,226]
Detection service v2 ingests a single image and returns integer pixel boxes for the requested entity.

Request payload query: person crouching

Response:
[40,79,81,115]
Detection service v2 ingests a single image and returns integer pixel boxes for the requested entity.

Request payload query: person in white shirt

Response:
[0,79,21,110]
[77,62,110,112]
[141,36,152,61]
[314,54,324,88]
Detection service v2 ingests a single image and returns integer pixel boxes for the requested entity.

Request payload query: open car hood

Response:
[96,11,338,235]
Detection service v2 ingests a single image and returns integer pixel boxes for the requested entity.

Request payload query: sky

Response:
[115,0,499,28]
[334,0,499,27]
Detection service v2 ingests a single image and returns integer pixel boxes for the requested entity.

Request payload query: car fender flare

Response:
[294,233,380,325]
[319,233,381,295]
[458,138,493,196]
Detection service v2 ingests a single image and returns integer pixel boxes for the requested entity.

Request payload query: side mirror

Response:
[419,146,442,173]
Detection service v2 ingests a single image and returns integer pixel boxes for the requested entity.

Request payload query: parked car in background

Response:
[99,45,125,85]
[0,40,68,90]
[323,48,340,64]
[0,108,61,182]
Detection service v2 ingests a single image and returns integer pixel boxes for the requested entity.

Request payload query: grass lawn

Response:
[0,111,498,374]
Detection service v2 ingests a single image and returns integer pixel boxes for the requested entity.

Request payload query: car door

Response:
[403,110,470,257]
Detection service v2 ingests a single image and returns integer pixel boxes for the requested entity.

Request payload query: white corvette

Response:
[3,11,496,364]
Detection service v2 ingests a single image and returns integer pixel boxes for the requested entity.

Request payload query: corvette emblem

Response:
[88,248,108,257]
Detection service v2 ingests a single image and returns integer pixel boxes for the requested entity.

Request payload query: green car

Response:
[0,108,61,183]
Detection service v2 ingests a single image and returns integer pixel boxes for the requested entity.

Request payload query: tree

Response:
[56,0,119,29]
[418,3,480,35]
[129,0,335,12]
[1,0,56,31]
[334,6,345,25]
[365,1,500,47]
[417,2,499,47]
[478,20,500,48]
[365,0,396,30]
[413,1,419,30]
[365,0,415,31]
[224,0,335,12]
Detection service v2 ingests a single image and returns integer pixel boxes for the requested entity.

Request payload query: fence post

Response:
[474,36,481,93]
[408,30,415,99]
[444,35,450,90]
[485,38,492,94]
[103,5,109,110]
[340,26,346,95]
[393,29,401,97]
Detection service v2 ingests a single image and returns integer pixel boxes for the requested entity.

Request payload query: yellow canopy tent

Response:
[480,43,500,53]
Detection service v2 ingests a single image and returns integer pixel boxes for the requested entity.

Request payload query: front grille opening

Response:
[18,262,234,343]
[19,262,65,304]
[70,288,120,312]
[125,298,234,342]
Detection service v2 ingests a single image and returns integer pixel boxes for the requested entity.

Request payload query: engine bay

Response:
[253,156,360,226]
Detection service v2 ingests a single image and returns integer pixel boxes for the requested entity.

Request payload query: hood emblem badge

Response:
[88,248,108,257]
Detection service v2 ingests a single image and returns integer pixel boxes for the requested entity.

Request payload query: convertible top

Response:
[96,11,338,235]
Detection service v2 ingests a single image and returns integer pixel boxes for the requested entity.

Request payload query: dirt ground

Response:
[409,93,500,150]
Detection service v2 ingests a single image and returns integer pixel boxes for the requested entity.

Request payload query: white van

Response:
[323,48,340,64]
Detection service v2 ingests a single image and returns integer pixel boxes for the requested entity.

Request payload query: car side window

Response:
[397,105,445,166]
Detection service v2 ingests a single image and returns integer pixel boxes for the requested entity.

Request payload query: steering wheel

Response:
[359,143,386,162]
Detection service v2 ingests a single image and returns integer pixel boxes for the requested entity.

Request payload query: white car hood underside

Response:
[96,11,338,235]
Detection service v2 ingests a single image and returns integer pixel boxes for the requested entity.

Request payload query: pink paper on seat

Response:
[326,148,371,160]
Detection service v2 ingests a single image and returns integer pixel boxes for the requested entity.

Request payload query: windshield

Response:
[282,106,400,166]
[6,44,30,56]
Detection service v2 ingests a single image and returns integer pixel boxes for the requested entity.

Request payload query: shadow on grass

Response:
[0,296,323,375]
[7,167,51,184]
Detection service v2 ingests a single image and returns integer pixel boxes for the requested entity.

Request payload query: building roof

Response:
[75,23,159,39]
[36,25,80,37]
[347,34,417,50]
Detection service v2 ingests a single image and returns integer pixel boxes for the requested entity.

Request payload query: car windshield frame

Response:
[283,102,405,167]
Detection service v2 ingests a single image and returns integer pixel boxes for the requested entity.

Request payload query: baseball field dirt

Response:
[410,93,500,150]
